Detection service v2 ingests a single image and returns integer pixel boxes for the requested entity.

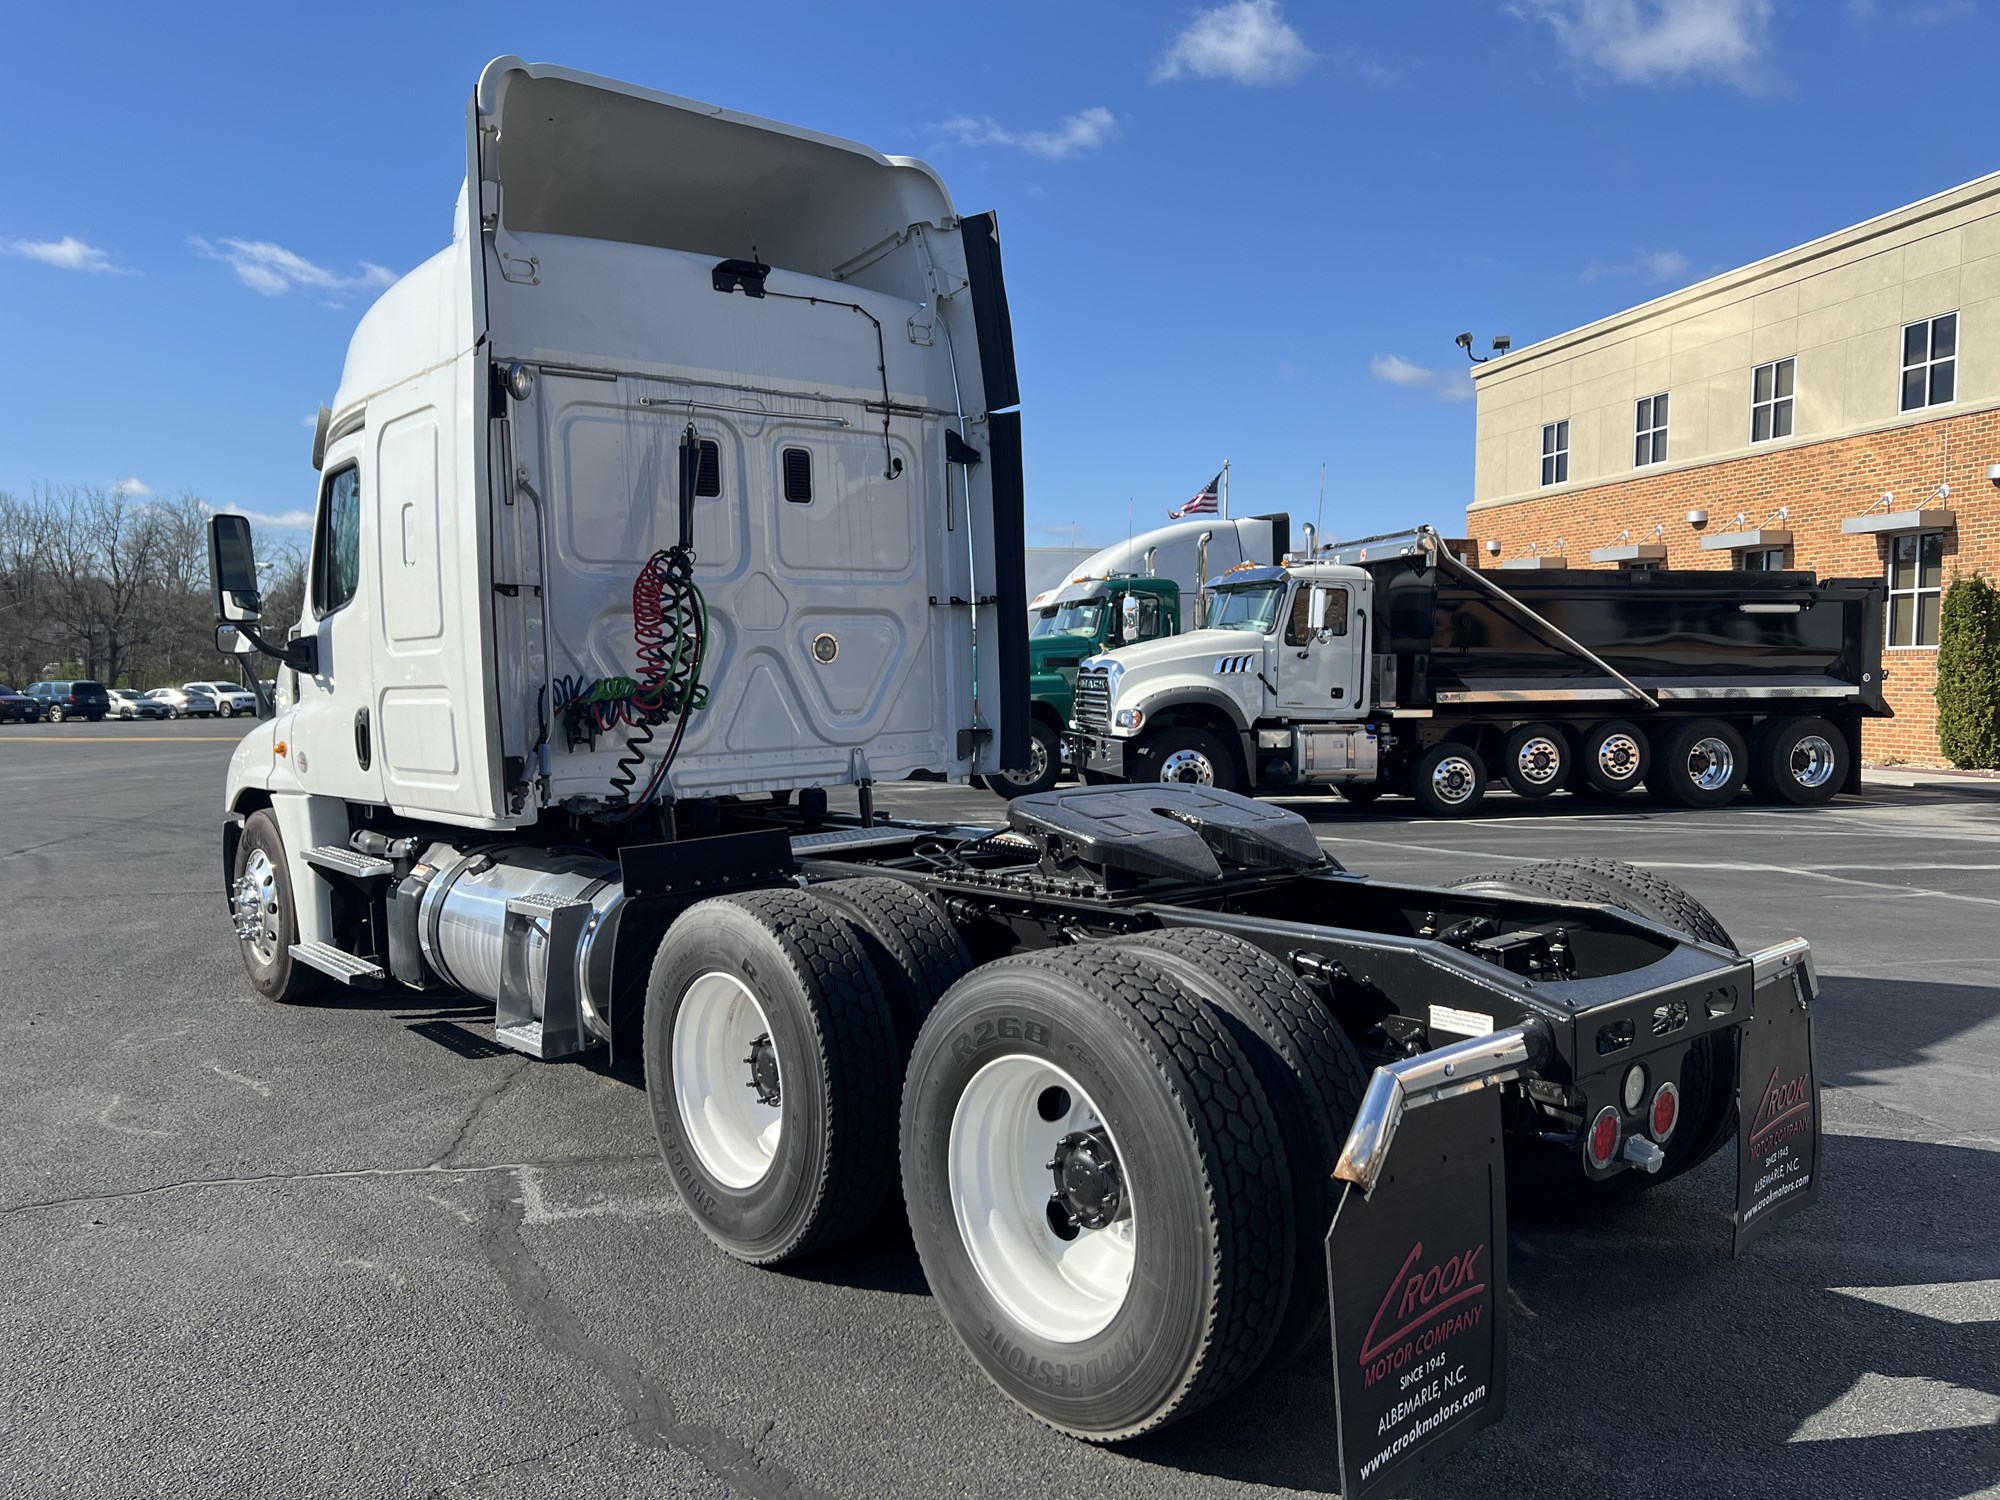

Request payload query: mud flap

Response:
[1733,971,1822,1257]
[1327,1089,1507,1500]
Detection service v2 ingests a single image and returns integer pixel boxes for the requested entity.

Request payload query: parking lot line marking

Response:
[1831,1280,2000,1324]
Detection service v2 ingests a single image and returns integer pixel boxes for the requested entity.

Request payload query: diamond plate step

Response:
[302,845,395,880]
[289,941,385,984]
[494,1021,546,1058]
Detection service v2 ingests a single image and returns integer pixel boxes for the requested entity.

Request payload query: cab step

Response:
[289,941,385,985]
[302,845,395,881]
[494,1020,551,1058]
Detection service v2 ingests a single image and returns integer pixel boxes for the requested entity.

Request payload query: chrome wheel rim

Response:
[1430,754,1478,806]
[1789,734,1836,789]
[948,1055,1136,1344]
[1596,732,1641,782]
[1514,735,1564,787]
[231,848,282,963]
[1687,736,1737,791]
[672,972,783,1189]
[997,735,1051,788]
[1158,747,1215,785]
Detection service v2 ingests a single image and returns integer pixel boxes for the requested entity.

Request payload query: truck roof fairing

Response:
[475,56,956,281]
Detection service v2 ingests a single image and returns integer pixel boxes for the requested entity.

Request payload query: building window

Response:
[1887,531,1944,647]
[1620,558,1665,573]
[1901,313,1957,412]
[1634,393,1669,467]
[1738,546,1789,571]
[1540,421,1568,486]
[1751,359,1794,443]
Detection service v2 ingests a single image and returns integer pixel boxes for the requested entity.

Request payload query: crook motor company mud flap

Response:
[1733,937,1822,1256]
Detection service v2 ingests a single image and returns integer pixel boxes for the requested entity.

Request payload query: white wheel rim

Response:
[672,971,784,1189]
[949,1055,1137,1344]
[1597,733,1641,780]
[1687,736,1736,791]
[1430,754,1478,805]
[1515,735,1563,786]
[1158,748,1215,785]
[1789,734,1836,789]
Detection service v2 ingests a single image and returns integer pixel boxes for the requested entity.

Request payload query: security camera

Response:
[1988,463,2000,488]
[1484,538,1502,556]
[1686,509,1708,528]
[1455,332,1473,350]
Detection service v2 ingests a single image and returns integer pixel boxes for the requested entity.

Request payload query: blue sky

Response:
[2,0,1994,552]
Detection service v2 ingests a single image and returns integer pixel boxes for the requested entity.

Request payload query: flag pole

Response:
[1222,459,1230,520]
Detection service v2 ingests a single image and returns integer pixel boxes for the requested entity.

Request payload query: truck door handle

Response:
[354,708,372,770]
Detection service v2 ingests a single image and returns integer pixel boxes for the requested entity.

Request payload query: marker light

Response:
[1649,1081,1681,1143]
[1621,1064,1647,1114]
[1586,1106,1620,1170]
[506,362,534,401]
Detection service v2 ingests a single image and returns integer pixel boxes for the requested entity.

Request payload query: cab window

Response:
[313,465,362,616]
[1133,595,1162,639]
[1284,584,1349,645]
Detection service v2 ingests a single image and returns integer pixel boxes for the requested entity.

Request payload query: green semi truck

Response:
[983,573,1183,797]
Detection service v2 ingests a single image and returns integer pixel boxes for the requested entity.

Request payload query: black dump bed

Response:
[1355,544,1887,714]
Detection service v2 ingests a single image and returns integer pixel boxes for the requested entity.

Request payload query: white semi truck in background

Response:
[210,59,1826,1497]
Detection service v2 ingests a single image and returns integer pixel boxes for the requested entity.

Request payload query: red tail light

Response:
[1586,1106,1620,1170]
[1649,1081,1680,1143]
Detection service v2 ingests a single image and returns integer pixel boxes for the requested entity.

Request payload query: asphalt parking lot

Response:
[2,719,1996,1500]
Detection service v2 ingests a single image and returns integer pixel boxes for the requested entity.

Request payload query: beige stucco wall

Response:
[1472,172,2000,510]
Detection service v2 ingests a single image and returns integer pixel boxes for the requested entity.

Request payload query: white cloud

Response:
[1157,0,1315,85]
[5,236,127,274]
[1513,0,1774,89]
[939,107,1119,161]
[111,477,153,497]
[190,237,397,299]
[1370,354,1475,403]
[238,509,316,530]
[1581,247,1691,284]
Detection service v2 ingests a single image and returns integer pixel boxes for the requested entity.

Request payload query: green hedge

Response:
[1937,572,2000,770]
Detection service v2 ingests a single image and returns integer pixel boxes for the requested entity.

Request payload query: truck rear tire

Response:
[1334,780,1384,805]
[1577,720,1649,796]
[1446,859,1737,1195]
[901,944,1292,1439]
[1410,742,1487,817]
[1750,715,1847,806]
[1133,725,1241,794]
[1117,928,1368,1365]
[981,718,1063,799]
[1647,717,1747,808]
[811,876,973,1054]
[643,889,902,1264]
[1500,722,1571,798]
[230,808,325,1004]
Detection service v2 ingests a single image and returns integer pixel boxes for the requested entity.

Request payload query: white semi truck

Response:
[211,60,1826,1497]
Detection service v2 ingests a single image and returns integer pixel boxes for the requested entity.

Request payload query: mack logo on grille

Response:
[1073,670,1111,730]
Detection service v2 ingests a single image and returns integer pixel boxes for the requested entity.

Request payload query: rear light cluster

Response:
[1587,1070,1681,1171]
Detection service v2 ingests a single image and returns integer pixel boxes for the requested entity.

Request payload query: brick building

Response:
[1468,172,2000,765]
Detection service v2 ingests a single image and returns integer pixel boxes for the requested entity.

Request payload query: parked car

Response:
[24,679,110,722]
[145,686,217,719]
[181,679,258,718]
[0,684,40,723]
[107,688,170,721]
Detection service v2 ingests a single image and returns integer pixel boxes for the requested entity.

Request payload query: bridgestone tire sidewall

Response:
[903,969,1242,1438]
[643,896,894,1264]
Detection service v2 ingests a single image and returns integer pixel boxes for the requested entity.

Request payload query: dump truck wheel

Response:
[1411,742,1487,817]
[1500,722,1571,798]
[1447,859,1738,1196]
[1577,720,1649,795]
[644,889,902,1264]
[1116,928,1368,1365]
[811,877,973,1055]
[982,718,1063,799]
[1647,717,1748,808]
[229,808,325,1005]
[1750,715,1846,806]
[1335,780,1384,805]
[902,943,1292,1439]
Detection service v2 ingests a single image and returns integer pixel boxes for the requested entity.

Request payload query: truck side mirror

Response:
[1120,593,1140,643]
[210,514,262,624]
[1309,586,1328,632]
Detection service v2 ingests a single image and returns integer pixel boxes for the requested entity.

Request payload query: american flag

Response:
[1169,472,1221,520]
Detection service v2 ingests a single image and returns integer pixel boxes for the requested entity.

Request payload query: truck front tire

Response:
[1133,725,1241,793]
[1411,741,1487,816]
[230,808,324,1004]
[902,944,1292,1439]
[981,718,1063,799]
[643,889,902,1264]
[1648,717,1748,808]
[1750,715,1847,806]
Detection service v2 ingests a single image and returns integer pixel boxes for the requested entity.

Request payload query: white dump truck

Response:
[211,59,1824,1498]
